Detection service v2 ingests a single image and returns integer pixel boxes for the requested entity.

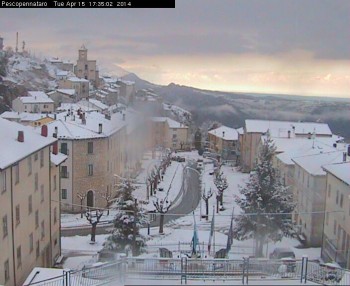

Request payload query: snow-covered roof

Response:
[275,138,342,165]
[67,76,89,83]
[88,99,108,110]
[56,89,76,96]
[0,117,56,170]
[1,111,55,122]
[50,152,68,166]
[152,117,188,129]
[39,111,126,140]
[19,91,54,104]
[292,150,348,176]
[237,127,244,135]
[245,119,332,136]
[56,71,68,76]
[208,126,239,141]
[323,162,350,186]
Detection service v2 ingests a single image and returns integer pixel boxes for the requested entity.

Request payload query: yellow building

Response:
[0,118,66,286]
[151,117,190,151]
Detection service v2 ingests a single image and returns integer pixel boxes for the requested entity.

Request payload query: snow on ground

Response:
[61,150,321,272]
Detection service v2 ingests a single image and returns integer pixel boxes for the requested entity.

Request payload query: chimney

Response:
[54,113,57,120]
[41,125,48,137]
[222,131,225,138]
[17,131,24,142]
[333,143,337,148]
[53,133,57,138]
[82,113,86,125]
[53,141,58,155]
[98,123,102,134]
[292,125,295,136]
[343,152,347,162]
[348,145,350,157]
[122,114,126,121]
[308,132,312,139]
[55,126,58,135]
[288,130,291,139]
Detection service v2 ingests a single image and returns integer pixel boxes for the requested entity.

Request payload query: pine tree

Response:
[104,178,146,256]
[233,132,295,257]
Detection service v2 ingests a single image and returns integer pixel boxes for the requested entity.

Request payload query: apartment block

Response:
[322,161,350,268]
[207,125,239,160]
[12,91,55,114]
[0,118,66,286]
[41,110,128,212]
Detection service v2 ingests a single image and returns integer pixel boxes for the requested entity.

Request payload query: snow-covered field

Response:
[61,150,321,272]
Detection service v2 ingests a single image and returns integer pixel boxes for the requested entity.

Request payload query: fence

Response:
[24,256,350,285]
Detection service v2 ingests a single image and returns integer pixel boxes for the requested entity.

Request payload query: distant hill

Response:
[1,51,349,141]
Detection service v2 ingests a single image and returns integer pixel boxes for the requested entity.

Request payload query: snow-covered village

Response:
[1,2,350,286]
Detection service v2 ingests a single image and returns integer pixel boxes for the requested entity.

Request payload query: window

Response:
[2,215,8,238]
[36,240,40,258]
[61,189,67,200]
[34,152,38,161]
[41,221,45,239]
[40,185,44,203]
[54,207,57,225]
[34,173,38,191]
[29,233,33,253]
[17,246,21,268]
[53,175,57,191]
[15,163,19,184]
[15,205,20,226]
[1,172,5,193]
[85,64,88,70]
[340,194,344,208]
[88,164,93,176]
[27,156,32,176]
[88,142,93,154]
[35,210,39,229]
[4,259,9,282]
[40,150,44,167]
[61,166,68,178]
[60,143,68,155]
[336,190,339,205]
[28,195,32,214]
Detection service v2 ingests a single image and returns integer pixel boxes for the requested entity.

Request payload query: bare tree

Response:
[153,197,172,234]
[77,191,87,218]
[99,189,113,215]
[214,171,228,213]
[202,187,213,220]
[85,209,103,243]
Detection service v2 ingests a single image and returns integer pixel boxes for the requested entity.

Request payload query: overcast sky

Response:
[1,0,349,97]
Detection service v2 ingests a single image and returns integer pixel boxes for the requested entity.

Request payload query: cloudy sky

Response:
[1,0,349,98]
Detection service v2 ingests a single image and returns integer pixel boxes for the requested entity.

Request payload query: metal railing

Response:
[24,256,350,285]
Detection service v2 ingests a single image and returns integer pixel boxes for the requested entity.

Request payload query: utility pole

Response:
[132,198,137,256]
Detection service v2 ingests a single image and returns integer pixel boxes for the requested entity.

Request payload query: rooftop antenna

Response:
[15,32,18,53]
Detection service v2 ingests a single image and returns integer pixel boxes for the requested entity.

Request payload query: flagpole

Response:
[213,205,215,256]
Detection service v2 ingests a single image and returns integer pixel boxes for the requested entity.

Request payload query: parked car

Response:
[270,247,296,273]
[269,247,295,259]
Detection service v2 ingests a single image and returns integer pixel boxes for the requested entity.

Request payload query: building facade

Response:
[207,125,239,160]
[58,77,89,100]
[322,161,350,268]
[43,110,127,212]
[74,45,99,88]
[12,91,55,114]
[0,118,66,286]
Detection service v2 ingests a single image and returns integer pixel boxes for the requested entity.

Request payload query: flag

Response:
[191,212,199,255]
[208,208,215,253]
[226,210,234,252]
